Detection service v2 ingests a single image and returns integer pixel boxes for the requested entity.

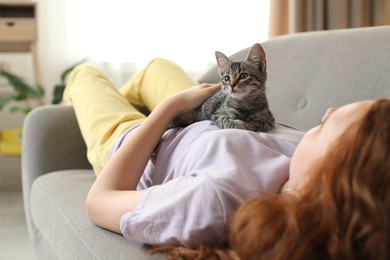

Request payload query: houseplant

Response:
[0,59,86,112]
[0,59,86,155]
[0,69,45,114]
[0,70,45,155]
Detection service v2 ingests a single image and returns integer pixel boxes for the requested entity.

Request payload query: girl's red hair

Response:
[231,98,390,259]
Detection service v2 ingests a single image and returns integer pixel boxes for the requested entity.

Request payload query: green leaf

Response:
[30,84,45,98]
[0,69,45,100]
[52,84,65,104]
[10,105,32,114]
[60,58,88,84]
[1,70,31,93]
[35,84,45,97]
[0,96,15,110]
[14,92,28,101]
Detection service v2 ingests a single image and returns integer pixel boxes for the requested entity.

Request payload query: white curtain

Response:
[65,0,270,85]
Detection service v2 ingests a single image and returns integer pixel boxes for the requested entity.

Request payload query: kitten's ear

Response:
[215,51,231,75]
[246,43,266,72]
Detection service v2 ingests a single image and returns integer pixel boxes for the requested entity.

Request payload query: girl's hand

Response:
[160,83,221,117]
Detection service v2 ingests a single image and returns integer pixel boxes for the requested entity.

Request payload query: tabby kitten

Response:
[170,43,275,132]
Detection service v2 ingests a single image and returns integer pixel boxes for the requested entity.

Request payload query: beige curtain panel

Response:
[269,0,390,37]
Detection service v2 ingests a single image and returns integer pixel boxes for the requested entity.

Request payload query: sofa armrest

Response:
[22,105,92,238]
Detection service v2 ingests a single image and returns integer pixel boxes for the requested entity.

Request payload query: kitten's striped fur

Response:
[170,43,274,132]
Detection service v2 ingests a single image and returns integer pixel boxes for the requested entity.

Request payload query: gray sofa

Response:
[22,26,390,260]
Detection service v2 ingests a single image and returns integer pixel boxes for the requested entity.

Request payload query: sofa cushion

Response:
[31,170,163,260]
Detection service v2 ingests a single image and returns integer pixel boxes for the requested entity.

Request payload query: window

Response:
[66,0,270,84]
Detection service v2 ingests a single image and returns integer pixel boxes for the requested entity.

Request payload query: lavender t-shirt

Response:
[110,121,304,246]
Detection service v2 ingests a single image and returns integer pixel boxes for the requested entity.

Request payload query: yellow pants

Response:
[64,58,197,175]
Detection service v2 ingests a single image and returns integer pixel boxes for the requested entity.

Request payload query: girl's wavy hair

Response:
[151,98,390,260]
[230,98,390,259]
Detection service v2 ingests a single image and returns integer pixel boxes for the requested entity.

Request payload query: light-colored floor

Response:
[0,156,37,260]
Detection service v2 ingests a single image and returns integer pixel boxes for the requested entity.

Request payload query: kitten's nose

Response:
[230,80,237,89]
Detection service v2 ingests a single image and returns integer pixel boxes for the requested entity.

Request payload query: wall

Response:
[37,0,69,105]
[1,0,270,130]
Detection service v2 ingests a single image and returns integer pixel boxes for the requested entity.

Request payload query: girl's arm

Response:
[86,83,221,233]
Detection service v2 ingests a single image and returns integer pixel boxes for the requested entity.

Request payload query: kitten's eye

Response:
[223,75,230,82]
[239,73,248,80]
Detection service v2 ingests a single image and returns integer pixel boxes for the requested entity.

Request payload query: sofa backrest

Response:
[198,26,390,131]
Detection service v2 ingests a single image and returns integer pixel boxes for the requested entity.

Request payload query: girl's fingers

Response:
[199,83,221,89]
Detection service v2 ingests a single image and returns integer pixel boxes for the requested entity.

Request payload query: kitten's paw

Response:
[213,116,245,129]
[247,121,274,132]
[260,122,274,132]
[213,115,233,129]
[229,119,246,129]
[170,111,199,129]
